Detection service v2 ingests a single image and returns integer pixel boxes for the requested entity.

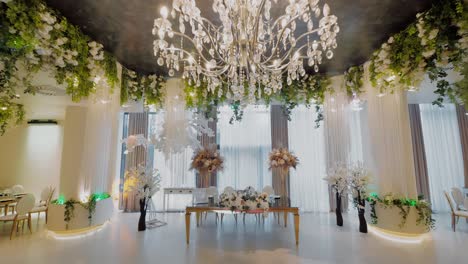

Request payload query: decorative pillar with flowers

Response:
[190,147,224,188]
[268,148,299,205]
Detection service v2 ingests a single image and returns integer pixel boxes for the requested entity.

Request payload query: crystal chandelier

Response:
[152,0,339,101]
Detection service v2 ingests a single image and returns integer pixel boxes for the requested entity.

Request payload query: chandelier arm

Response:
[262,28,320,65]
[251,0,268,48]
[189,17,229,63]
[262,12,316,64]
[170,32,223,66]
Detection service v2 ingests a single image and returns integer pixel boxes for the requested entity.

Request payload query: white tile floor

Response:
[0,210,467,264]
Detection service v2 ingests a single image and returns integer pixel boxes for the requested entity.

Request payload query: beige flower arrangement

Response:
[190,147,224,173]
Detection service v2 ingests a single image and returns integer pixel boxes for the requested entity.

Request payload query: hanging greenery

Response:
[344,65,364,97]
[120,68,165,107]
[361,0,467,107]
[183,75,331,126]
[273,75,331,127]
[367,193,435,231]
[52,192,110,229]
[0,0,121,134]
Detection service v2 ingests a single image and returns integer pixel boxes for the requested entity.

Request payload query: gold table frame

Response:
[185,206,300,245]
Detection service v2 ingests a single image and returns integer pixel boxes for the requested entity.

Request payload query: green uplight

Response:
[93,192,111,202]
[56,194,66,205]
[370,192,378,198]
[409,199,417,207]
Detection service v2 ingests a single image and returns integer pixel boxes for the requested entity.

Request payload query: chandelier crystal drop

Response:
[152,0,339,101]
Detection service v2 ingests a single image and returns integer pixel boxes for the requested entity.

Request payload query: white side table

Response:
[163,188,195,212]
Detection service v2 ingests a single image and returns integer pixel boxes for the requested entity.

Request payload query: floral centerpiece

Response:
[323,164,349,227]
[125,165,161,231]
[367,192,435,231]
[190,147,224,185]
[219,188,269,214]
[268,148,299,172]
[348,162,372,233]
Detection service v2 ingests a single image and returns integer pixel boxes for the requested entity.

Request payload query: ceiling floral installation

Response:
[365,0,467,105]
[0,0,467,135]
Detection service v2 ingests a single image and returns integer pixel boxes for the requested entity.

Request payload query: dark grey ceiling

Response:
[45,0,433,76]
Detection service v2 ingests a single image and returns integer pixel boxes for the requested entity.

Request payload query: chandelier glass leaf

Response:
[152,0,339,102]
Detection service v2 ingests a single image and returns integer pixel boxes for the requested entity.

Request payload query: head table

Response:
[185,205,300,245]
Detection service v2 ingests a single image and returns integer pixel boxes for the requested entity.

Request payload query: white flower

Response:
[428,29,439,40]
[387,37,394,44]
[422,49,435,58]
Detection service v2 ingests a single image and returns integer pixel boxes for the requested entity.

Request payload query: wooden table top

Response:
[0,197,15,203]
[186,205,299,213]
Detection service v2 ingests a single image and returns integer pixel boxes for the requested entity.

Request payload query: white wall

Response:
[0,123,63,200]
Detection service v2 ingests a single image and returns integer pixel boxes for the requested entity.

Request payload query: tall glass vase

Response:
[279,167,290,207]
[336,192,343,227]
[199,170,210,188]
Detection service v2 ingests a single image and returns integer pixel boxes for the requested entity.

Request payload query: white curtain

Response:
[420,104,464,212]
[149,112,196,211]
[217,105,272,192]
[288,105,329,212]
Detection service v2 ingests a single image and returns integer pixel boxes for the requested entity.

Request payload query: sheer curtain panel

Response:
[420,104,464,212]
[217,106,272,191]
[288,105,329,212]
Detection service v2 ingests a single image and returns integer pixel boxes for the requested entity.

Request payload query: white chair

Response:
[0,194,35,239]
[29,186,55,223]
[245,186,256,194]
[193,188,208,205]
[444,191,468,232]
[11,185,24,195]
[451,187,466,210]
[262,186,275,196]
[223,186,235,195]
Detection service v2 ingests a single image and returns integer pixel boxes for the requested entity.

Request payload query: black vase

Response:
[336,192,343,227]
[138,199,147,231]
[357,191,367,233]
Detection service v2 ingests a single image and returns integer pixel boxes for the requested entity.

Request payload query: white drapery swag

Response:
[79,65,121,198]
[148,112,196,211]
[361,63,418,198]
[420,104,465,212]
[217,105,272,192]
[288,105,329,212]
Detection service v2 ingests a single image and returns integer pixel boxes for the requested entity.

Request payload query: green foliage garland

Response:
[364,0,467,107]
[344,65,364,97]
[0,0,122,134]
[183,75,331,127]
[52,192,111,230]
[120,68,165,107]
[367,193,435,231]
